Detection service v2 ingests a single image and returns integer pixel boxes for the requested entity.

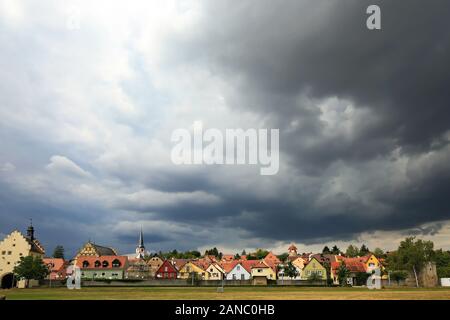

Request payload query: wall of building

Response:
[81,269,125,280]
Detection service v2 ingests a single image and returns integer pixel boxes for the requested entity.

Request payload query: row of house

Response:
[69,239,384,285]
[0,224,384,288]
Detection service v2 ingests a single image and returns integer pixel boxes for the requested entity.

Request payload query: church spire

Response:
[135,227,146,259]
[139,227,144,248]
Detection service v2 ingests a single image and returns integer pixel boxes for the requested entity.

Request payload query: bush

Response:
[437,267,450,278]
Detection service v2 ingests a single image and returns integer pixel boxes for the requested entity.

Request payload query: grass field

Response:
[1,286,450,300]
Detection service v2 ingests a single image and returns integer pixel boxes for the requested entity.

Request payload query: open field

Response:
[1,286,450,300]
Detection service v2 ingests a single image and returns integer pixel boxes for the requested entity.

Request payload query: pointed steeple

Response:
[139,227,144,248]
[135,227,146,259]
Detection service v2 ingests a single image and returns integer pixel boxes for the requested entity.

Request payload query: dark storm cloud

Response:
[177,0,450,159]
[148,0,450,242]
[2,1,450,252]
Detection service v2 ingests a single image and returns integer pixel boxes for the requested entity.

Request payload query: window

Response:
[112,259,121,267]
[1,251,5,255]
[82,260,90,268]
[102,260,109,268]
[94,260,101,268]
[164,266,168,272]
[237,266,240,270]
[241,274,245,280]
[7,251,11,255]
[232,274,236,280]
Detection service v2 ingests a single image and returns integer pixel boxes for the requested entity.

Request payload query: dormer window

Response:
[102,261,109,268]
[82,261,90,268]
[94,260,101,268]
[112,259,121,267]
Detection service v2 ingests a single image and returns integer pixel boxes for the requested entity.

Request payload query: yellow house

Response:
[178,261,210,280]
[301,257,327,280]
[205,263,224,280]
[290,256,305,270]
[250,261,277,280]
[364,254,382,271]
[0,224,45,289]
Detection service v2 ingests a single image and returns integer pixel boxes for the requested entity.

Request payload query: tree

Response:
[52,245,65,259]
[390,270,408,285]
[13,256,49,287]
[283,262,299,279]
[277,253,289,263]
[254,249,269,260]
[204,247,219,257]
[345,245,359,257]
[331,245,341,255]
[322,246,331,254]
[434,249,450,268]
[359,244,370,256]
[336,262,350,286]
[387,237,434,287]
[241,250,247,256]
[373,247,385,258]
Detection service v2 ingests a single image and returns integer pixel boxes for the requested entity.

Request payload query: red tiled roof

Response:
[331,260,367,273]
[264,252,281,265]
[76,255,128,269]
[43,258,67,272]
[170,258,188,270]
[220,260,239,273]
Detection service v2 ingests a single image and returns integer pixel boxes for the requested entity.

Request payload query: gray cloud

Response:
[1,1,450,256]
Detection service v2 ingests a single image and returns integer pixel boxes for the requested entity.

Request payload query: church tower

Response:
[135,228,146,259]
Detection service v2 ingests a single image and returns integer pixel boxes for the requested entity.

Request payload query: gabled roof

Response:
[331,260,367,273]
[27,238,45,255]
[76,255,128,269]
[43,258,67,272]
[91,243,117,256]
[220,260,239,273]
[156,260,178,274]
[264,252,281,265]
[310,253,338,264]
[170,258,188,270]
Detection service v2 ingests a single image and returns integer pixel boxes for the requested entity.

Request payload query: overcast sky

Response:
[1,0,450,257]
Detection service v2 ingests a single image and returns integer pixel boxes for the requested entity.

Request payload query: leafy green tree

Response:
[434,249,450,268]
[277,253,289,262]
[322,246,331,254]
[336,262,350,286]
[387,237,434,287]
[13,256,49,287]
[359,244,370,256]
[390,270,408,285]
[283,262,299,279]
[373,247,385,258]
[345,245,359,257]
[204,247,219,257]
[254,249,270,260]
[331,245,341,255]
[437,267,450,278]
[52,245,65,259]
[241,250,247,256]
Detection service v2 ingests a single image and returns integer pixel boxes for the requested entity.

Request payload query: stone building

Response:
[0,222,45,288]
